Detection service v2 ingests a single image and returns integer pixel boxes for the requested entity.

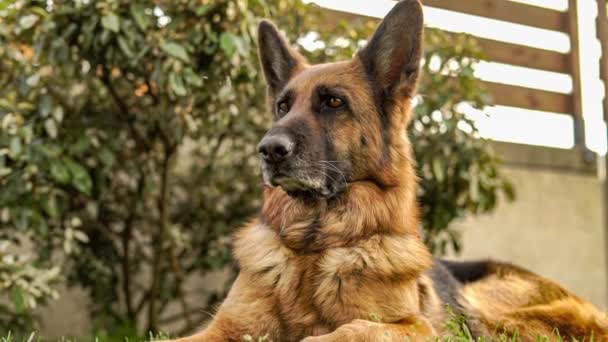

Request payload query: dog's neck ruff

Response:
[232,179,433,321]
[259,178,423,253]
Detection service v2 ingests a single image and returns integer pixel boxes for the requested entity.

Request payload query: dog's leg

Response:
[300,316,435,342]
[159,274,281,342]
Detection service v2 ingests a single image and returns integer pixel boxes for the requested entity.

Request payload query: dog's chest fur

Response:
[234,221,431,340]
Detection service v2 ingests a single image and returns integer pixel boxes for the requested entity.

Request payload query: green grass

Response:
[440,309,597,342]
[0,331,171,342]
[1,316,599,342]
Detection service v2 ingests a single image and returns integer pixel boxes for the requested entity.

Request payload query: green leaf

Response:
[219,32,236,57]
[49,159,70,184]
[99,148,115,168]
[432,158,444,182]
[195,4,211,16]
[101,13,120,33]
[117,36,134,58]
[53,106,64,123]
[0,99,12,110]
[44,118,58,138]
[8,137,21,159]
[0,0,12,11]
[18,14,39,29]
[169,72,187,96]
[469,172,479,202]
[130,3,149,30]
[39,95,52,117]
[503,181,516,201]
[11,287,26,313]
[42,193,60,218]
[26,74,40,87]
[183,68,203,87]
[64,158,92,195]
[161,41,189,62]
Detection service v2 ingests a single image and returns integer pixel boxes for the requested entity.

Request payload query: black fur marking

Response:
[356,7,398,158]
[431,259,482,340]
[360,135,367,146]
[321,116,350,196]
[439,259,493,284]
[258,20,302,94]
[356,0,424,161]
[354,48,393,160]
[429,259,464,313]
[359,70,392,159]
[302,214,322,247]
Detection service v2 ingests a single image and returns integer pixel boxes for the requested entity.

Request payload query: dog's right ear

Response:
[357,0,424,99]
[258,20,307,96]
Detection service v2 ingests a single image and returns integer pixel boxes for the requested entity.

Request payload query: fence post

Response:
[596,0,608,308]
[568,0,586,148]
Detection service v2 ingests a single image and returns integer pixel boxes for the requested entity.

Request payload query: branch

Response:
[145,78,159,105]
[121,169,145,321]
[99,70,150,151]
[147,143,176,332]
[168,244,194,330]
[135,290,150,317]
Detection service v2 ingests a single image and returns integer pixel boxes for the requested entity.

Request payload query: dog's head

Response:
[257,0,423,199]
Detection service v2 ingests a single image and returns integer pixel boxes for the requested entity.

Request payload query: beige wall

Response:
[447,145,607,309]
[37,285,91,338]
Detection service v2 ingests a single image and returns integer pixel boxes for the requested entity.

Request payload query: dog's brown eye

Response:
[326,97,344,109]
[278,101,290,115]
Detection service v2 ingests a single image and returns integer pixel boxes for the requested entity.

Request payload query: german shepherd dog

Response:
[168,1,608,340]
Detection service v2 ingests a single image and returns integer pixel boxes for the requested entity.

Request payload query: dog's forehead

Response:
[286,60,365,94]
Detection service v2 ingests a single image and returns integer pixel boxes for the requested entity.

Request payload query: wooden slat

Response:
[598,0,608,83]
[320,7,575,115]
[596,0,608,121]
[318,7,375,28]
[474,37,569,73]
[483,81,573,115]
[321,8,570,74]
[422,0,569,32]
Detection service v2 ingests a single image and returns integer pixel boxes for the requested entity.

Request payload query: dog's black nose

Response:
[257,134,294,163]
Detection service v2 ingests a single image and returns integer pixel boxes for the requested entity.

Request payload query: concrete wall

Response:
[447,143,607,309]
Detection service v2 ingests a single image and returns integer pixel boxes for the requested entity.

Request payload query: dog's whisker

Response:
[315,162,347,186]
[317,160,348,163]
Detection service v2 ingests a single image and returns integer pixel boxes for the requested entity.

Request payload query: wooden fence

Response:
[324,0,587,147]
[596,0,608,306]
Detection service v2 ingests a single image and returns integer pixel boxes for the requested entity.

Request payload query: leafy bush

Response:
[0,0,512,337]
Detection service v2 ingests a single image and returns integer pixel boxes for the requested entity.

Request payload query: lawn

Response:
[1,315,598,342]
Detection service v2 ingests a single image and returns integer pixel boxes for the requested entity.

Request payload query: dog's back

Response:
[439,259,608,339]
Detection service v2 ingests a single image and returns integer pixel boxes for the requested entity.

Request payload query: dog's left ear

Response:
[258,20,307,97]
[357,0,423,98]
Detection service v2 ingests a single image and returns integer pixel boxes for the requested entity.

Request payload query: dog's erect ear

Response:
[357,0,423,98]
[258,20,307,96]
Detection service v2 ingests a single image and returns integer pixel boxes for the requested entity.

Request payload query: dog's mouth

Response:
[261,159,349,200]
[262,171,336,199]
[272,175,333,198]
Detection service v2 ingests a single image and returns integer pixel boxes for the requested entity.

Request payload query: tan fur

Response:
[459,262,608,340]
[165,1,608,341]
